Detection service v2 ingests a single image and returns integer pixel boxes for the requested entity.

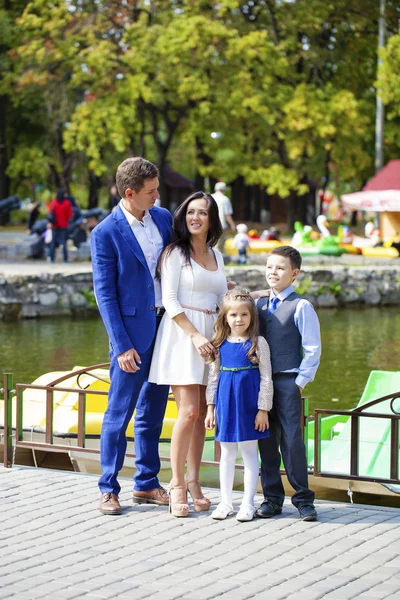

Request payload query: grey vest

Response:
[258,292,302,374]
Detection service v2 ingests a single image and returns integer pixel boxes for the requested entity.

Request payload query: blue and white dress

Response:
[206,336,273,442]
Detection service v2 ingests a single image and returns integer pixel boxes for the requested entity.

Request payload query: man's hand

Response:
[255,410,269,432]
[117,347,141,372]
[297,385,303,395]
[227,280,237,290]
[205,406,216,430]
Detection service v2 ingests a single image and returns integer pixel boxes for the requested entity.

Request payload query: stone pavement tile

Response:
[234,569,288,587]
[217,578,293,600]
[113,586,182,600]
[1,594,36,600]
[59,590,116,600]
[181,580,239,600]
[284,593,326,600]
[362,566,400,579]
[250,590,290,600]
[357,591,393,599]
[323,581,377,598]
[352,555,398,570]
[0,592,20,600]
[68,579,117,593]
[41,587,86,599]
[154,575,220,595]
[384,558,400,569]
[372,580,400,595]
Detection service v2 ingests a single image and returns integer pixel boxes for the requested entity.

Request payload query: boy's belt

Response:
[220,366,259,371]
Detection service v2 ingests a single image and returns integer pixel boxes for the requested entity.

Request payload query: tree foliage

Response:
[2,0,400,217]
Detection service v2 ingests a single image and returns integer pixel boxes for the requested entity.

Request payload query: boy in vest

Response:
[256,246,321,521]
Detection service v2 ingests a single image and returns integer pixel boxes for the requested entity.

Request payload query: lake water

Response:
[1,308,399,507]
[1,307,399,410]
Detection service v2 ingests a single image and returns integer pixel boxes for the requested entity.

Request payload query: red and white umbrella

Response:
[341,159,400,212]
[341,189,400,212]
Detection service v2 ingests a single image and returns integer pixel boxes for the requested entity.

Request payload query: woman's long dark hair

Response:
[156,191,223,279]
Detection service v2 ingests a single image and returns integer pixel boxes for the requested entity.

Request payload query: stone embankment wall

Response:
[229,265,400,308]
[0,266,399,320]
[0,272,96,320]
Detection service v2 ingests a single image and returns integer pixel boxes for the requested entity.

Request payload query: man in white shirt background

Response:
[212,181,235,252]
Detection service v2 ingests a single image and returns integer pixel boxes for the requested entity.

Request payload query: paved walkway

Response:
[0,467,399,600]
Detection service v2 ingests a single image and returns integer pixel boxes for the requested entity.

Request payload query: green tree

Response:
[379,32,400,158]
[0,0,31,203]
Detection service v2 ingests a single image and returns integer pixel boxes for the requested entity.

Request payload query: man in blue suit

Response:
[91,157,173,515]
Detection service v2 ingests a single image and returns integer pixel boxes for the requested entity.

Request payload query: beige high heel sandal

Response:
[186,479,211,512]
[169,486,189,518]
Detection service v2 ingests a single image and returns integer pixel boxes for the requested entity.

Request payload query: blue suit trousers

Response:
[99,324,169,495]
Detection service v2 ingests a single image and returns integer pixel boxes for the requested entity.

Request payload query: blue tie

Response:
[268,296,280,314]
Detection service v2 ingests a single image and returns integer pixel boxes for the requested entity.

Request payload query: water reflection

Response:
[3,308,398,410]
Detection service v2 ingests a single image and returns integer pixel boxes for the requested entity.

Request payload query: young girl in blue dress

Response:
[205,288,273,522]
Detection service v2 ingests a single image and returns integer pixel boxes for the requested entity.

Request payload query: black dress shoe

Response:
[255,500,282,518]
[298,504,317,521]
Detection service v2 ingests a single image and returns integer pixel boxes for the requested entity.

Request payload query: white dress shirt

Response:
[212,191,233,229]
[119,201,163,307]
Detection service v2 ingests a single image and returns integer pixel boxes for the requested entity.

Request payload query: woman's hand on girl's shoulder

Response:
[255,410,269,432]
[250,289,270,300]
[191,332,217,359]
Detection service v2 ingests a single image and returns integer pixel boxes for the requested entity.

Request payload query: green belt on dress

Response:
[220,365,259,372]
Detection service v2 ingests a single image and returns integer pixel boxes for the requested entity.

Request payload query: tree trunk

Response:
[57,126,73,192]
[195,137,212,191]
[286,191,297,233]
[88,169,102,208]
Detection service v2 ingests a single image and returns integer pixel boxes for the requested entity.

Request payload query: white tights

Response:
[219,440,259,508]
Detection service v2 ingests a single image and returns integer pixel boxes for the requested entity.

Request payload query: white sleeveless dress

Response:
[148,247,227,386]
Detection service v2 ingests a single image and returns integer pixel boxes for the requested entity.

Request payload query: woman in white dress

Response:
[149,191,227,517]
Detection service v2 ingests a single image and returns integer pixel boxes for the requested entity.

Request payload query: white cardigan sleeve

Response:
[256,336,274,411]
[206,352,221,405]
[160,248,185,319]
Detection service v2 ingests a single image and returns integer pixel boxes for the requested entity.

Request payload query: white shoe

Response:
[211,502,233,520]
[236,504,255,522]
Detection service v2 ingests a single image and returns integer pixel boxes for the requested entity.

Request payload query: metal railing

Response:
[3,366,399,491]
[313,391,400,485]
[1,366,307,472]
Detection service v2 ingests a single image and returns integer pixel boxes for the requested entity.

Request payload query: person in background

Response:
[205,289,273,522]
[212,181,235,252]
[27,202,41,233]
[256,245,321,522]
[47,189,73,263]
[267,226,281,242]
[66,192,81,220]
[91,157,173,515]
[232,223,250,264]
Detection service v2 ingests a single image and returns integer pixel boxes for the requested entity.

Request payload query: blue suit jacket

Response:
[90,204,173,356]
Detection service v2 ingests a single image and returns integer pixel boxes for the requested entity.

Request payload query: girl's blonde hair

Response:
[211,288,259,364]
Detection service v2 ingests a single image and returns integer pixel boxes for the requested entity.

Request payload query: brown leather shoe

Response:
[133,486,169,506]
[99,492,122,515]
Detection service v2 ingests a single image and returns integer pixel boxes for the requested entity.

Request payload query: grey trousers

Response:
[258,373,314,508]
